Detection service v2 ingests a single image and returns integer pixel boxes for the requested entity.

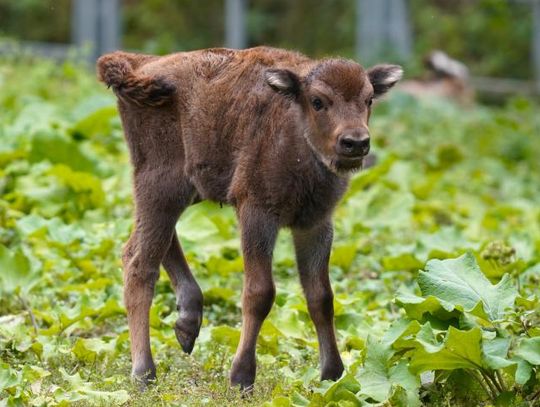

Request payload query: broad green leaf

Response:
[0,363,19,391]
[513,357,533,385]
[29,131,99,173]
[415,226,477,261]
[483,337,514,369]
[330,243,357,270]
[177,205,221,243]
[395,292,459,321]
[203,286,236,303]
[210,325,240,350]
[345,155,397,197]
[0,244,39,295]
[418,253,518,321]
[381,253,423,271]
[344,185,414,229]
[323,374,361,406]
[381,319,422,349]
[48,164,105,209]
[72,337,117,362]
[410,326,485,373]
[58,368,129,405]
[357,337,420,406]
[71,105,118,140]
[514,337,540,365]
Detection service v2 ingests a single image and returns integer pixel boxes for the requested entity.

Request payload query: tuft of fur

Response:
[97,52,176,107]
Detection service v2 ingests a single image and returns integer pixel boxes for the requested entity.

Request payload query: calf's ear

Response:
[264,69,301,97]
[367,64,403,98]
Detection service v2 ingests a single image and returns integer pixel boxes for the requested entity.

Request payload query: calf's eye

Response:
[367,97,373,107]
[311,97,324,111]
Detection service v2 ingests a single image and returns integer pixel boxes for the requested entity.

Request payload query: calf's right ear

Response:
[264,69,301,98]
[367,64,403,98]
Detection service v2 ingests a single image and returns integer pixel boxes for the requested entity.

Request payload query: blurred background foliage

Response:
[0,0,534,79]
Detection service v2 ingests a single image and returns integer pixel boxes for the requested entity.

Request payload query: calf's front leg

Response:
[293,220,344,381]
[230,205,278,390]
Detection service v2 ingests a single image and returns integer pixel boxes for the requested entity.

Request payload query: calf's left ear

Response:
[265,69,301,98]
[367,64,403,98]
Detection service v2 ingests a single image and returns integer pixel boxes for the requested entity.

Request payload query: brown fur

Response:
[97,46,402,389]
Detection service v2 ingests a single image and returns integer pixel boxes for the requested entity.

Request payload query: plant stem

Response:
[467,369,495,401]
[487,371,503,393]
[528,389,540,402]
[480,370,500,399]
[495,370,507,392]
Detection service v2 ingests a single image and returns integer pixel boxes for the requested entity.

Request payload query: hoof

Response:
[230,356,256,391]
[321,359,344,382]
[174,312,202,354]
[132,364,156,390]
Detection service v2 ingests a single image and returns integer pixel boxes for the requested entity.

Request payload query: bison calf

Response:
[97,46,402,389]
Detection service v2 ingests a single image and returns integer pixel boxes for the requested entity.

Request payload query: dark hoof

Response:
[132,365,156,390]
[174,312,202,354]
[321,359,344,382]
[230,356,256,391]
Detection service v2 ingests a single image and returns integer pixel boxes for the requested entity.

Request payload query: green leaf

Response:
[177,205,221,243]
[513,357,533,385]
[357,337,420,406]
[330,243,357,270]
[381,253,424,271]
[29,131,99,173]
[514,337,540,365]
[0,363,20,392]
[418,253,518,321]
[210,325,240,350]
[410,326,485,373]
[71,105,118,140]
[58,368,129,404]
[72,337,117,363]
[395,292,459,321]
[0,244,39,295]
[48,164,105,209]
[381,319,422,349]
[345,155,397,197]
[323,374,361,406]
[416,226,477,261]
[483,337,514,369]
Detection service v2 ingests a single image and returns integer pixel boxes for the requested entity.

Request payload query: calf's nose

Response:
[337,132,370,157]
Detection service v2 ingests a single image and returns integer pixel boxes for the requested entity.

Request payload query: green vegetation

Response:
[0,57,539,406]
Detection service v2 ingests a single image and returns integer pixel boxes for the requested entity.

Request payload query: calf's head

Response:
[265,60,402,174]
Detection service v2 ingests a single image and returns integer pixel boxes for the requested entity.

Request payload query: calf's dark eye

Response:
[311,97,324,111]
[367,97,373,107]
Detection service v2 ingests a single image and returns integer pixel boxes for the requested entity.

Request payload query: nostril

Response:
[360,138,370,154]
[340,138,355,151]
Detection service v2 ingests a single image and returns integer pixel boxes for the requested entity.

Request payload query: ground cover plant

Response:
[0,56,539,406]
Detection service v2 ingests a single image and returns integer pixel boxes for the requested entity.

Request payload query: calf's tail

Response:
[97,51,176,107]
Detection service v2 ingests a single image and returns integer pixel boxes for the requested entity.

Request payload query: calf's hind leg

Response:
[162,233,203,354]
[122,175,194,385]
